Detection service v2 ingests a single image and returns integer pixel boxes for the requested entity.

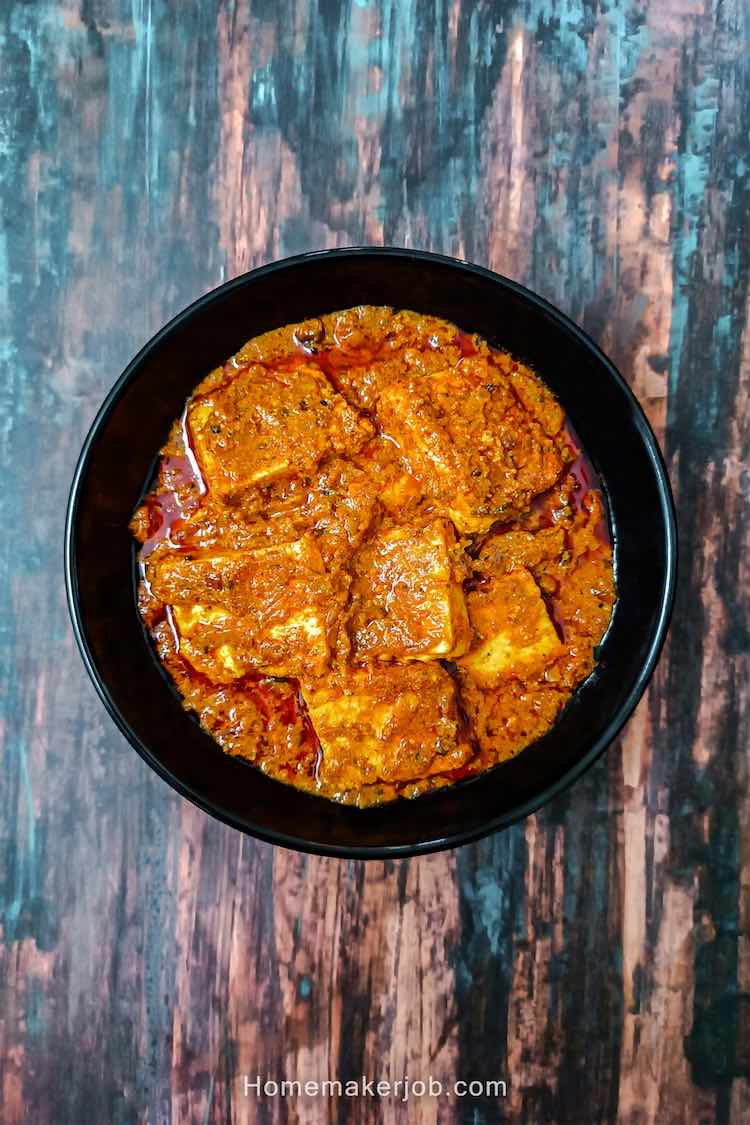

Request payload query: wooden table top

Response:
[1,2,748,1122]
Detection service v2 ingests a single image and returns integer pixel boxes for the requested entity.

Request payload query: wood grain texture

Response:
[0,1,748,1122]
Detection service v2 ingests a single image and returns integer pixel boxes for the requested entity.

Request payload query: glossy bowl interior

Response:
[65,248,676,857]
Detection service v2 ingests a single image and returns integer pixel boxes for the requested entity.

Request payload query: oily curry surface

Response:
[131,307,615,807]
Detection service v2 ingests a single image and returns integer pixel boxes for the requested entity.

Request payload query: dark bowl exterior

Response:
[65,248,677,858]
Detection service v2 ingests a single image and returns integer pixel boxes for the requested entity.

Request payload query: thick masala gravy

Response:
[131,307,615,807]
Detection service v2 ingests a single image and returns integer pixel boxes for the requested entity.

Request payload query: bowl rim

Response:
[64,245,678,857]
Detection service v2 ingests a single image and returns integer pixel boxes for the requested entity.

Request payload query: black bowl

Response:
[65,248,676,858]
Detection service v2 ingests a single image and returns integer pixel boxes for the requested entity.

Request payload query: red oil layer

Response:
[140,490,187,558]
[523,422,610,543]
[243,674,321,775]
[244,676,274,722]
[279,680,323,757]
[454,331,478,358]
[139,408,207,559]
[562,421,611,544]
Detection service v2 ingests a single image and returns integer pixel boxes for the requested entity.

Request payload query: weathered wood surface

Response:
[1,1,748,1122]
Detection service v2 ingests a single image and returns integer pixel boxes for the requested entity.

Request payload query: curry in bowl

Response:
[131,306,615,807]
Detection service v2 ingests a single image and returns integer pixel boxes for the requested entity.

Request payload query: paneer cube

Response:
[376,363,568,533]
[148,537,338,680]
[458,567,561,685]
[170,604,243,681]
[349,519,470,662]
[188,361,373,495]
[302,662,473,791]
